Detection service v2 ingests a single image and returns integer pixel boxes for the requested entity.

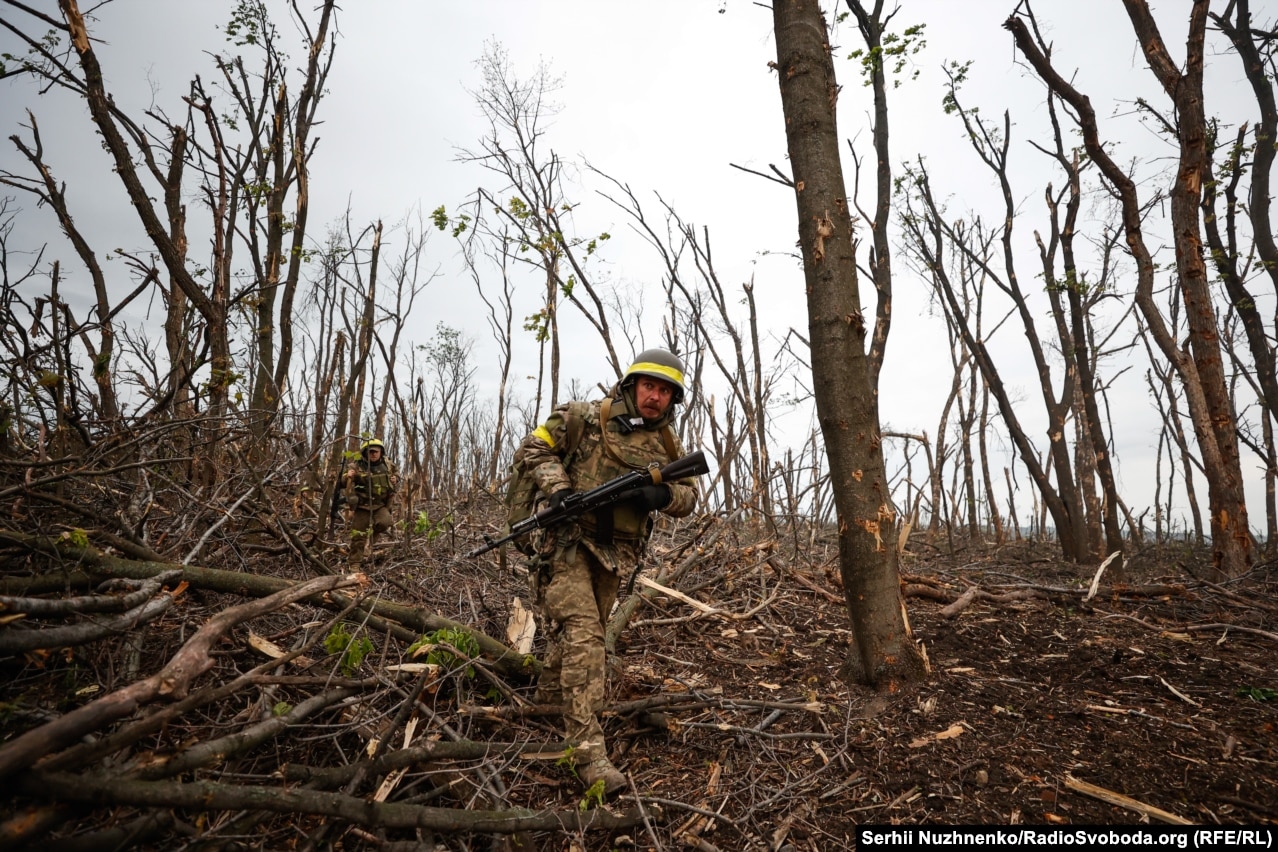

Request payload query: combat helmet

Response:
[622,348,687,404]
[360,438,386,456]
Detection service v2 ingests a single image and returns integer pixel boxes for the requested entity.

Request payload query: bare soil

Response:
[515,537,1278,848]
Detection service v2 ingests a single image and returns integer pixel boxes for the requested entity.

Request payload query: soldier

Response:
[343,437,399,565]
[512,348,699,795]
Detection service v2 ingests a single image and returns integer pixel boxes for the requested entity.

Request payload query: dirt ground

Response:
[395,530,1278,848]
[2,522,1276,851]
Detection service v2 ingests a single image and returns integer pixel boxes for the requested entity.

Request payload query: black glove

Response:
[625,483,672,512]
[547,489,573,511]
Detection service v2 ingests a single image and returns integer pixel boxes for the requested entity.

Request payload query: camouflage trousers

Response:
[349,505,393,564]
[537,543,621,763]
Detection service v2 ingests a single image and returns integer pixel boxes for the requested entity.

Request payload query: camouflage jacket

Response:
[513,393,698,573]
[344,458,398,510]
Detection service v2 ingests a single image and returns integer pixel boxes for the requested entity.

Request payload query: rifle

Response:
[466,450,710,559]
[329,475,348,526]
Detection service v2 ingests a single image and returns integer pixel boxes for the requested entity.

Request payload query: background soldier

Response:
[512,348,699,795]
[343,437,399,565]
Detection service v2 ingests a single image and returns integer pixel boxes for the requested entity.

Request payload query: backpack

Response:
[504,401,591,556]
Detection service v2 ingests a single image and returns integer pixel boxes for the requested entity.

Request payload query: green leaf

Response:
[431,205,449,231]
[1236,686,1277,701]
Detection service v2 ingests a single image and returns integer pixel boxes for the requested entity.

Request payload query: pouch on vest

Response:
[368,472,392,500]
[350,472,369,506]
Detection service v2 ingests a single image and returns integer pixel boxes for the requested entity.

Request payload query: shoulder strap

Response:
[561,400,590,464]
[598,397,631,470]
[659,425,678,462]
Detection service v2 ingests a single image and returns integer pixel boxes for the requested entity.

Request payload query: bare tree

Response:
[461,43,623,411]
[1007,1,1253,578]
[1207,0,1278,424]
[1,0,338,445]
[1032,91,1126,559]
[592,174,780,520]
[0,117,149,423]
[899,161,1080,558]
[199,0,336,437]
[844,0,921,388]
[937,73,1093,560]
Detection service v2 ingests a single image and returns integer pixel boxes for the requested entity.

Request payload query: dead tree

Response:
[900,161,1080,558]
[1032,90,1127,560]
[592,174,779,520]
[844,0,914,389]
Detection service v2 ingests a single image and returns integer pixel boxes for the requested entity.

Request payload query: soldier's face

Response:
[635,376,675,419]
[367,448,382,462]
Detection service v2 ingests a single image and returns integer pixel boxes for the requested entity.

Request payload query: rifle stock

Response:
[466,450,710,559]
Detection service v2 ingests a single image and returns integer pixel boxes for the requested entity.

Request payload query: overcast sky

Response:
[0,1,1266,528]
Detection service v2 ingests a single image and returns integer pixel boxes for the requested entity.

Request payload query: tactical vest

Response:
[570,397,679,544]
[349,459,395,509]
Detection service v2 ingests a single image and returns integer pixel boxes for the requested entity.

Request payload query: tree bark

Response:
[771,0,924,688]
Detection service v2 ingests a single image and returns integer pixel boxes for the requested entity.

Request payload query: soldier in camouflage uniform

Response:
[344,438,399,565]
[512,349,698,795]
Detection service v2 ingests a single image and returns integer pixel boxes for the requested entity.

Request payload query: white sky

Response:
[0,0,1267,531]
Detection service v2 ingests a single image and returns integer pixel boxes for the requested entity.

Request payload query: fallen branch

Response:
[939,586,981,618]
[280,738,566,787]
[901,582,952,603]
[1062,773,1192,825]
[0,571,179,616]
[1082,704,1197,731]
[0,577,180,653]
[0,572,362,782]
[136,685,363,780]
[607,512,741,651]
[0,531,535,675]
[610,692,826,717]
[940,586,1046,618]
[1197,580,1278,613]
[37,600,371,774]
[1184,622,1278,643]
[1096,611,1278,644]
[17,770,648,834]
[636,574,719,614]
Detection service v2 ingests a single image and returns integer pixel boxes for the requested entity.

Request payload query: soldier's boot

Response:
[579,757,627,796]
[348,537,367,567]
